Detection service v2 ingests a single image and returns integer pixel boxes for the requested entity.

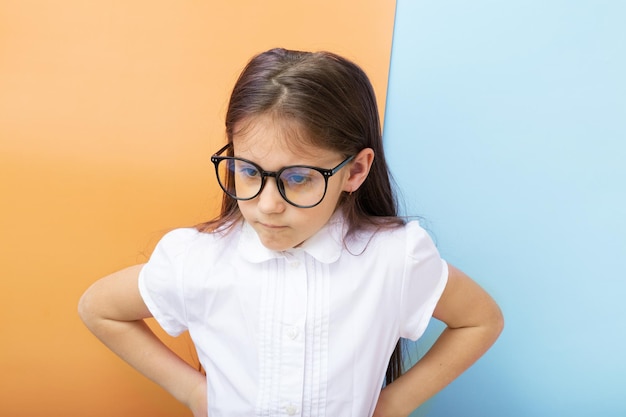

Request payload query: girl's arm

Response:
[78,265,207,417]
[373,264,504,417]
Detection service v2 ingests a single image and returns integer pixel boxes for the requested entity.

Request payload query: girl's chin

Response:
[258,235,303,252]
[252,224,309,251]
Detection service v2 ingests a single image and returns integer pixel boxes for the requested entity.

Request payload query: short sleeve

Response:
[138,228,199,337]
[399,222,449,341]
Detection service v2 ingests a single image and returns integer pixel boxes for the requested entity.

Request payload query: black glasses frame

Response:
[211,144,355,208]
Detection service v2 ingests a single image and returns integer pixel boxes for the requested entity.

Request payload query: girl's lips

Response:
[259,222,286,229]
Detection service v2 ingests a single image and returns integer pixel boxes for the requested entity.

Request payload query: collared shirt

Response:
[138,214,448,417]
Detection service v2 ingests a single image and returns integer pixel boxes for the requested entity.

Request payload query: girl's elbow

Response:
[489,304,505,340]
[77,288,94,325]
[77,284,103,329]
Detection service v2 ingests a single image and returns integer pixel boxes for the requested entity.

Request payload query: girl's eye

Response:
[236,163,260,179]
[283,169,317,188]
[286,174,309,185]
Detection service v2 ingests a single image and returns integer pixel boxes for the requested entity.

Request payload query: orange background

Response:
[0,1,396,415]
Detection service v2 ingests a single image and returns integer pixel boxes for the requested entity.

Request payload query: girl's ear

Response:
[343,148,375,193]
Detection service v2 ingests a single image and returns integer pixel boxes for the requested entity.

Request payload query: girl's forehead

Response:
[232,114,335,160]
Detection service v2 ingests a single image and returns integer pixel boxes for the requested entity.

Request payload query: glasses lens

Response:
[217,159,263,199]
[279,167,326,207]
[215,158,328,207]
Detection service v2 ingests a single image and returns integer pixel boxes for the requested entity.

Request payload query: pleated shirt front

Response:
[138,215,448,417]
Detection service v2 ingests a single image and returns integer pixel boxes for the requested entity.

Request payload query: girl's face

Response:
[232,114,352,251]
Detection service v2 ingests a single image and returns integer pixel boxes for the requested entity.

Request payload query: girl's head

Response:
[204,48,400,244]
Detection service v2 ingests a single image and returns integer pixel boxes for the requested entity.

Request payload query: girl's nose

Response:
[256,177,286,214]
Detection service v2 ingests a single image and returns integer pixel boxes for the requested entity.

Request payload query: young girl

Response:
[79,48,503,417]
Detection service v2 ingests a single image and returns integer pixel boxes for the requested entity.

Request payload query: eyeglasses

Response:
[211,144,355,208]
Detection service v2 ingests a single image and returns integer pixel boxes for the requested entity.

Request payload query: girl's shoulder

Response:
[153,222,242,259]
[360,219,432,241]
[158,227,202,245]
[347,219,437,257]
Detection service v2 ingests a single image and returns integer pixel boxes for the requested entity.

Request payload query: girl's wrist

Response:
[373,386,412,417]
[183,374,207,416]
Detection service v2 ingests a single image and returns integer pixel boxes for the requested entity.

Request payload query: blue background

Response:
[384,1,626,416]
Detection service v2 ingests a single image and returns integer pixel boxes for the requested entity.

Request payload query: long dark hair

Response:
[197,48,405,385]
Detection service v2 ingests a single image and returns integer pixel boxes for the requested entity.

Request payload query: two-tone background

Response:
[1,1,624,416]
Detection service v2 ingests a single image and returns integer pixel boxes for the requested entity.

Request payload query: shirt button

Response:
[285,405,298,415]
[289,260,300,269]
[286,326,299,340]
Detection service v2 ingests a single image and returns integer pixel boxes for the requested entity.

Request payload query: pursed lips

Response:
[258,221,287,229]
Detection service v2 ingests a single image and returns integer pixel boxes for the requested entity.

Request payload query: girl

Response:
[79,48,503,417]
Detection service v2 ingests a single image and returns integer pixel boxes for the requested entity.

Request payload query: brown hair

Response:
[197,48,405,384]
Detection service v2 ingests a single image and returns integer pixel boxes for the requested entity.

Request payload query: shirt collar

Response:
[237,211,346,264]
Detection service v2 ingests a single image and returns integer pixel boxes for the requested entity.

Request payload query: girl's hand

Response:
[187,378,208,417]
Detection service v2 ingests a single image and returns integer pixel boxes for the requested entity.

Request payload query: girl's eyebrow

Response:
[234,156,330,171]
[233,150,339,169]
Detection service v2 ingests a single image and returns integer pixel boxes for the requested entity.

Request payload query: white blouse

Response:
[138,214,448,417]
